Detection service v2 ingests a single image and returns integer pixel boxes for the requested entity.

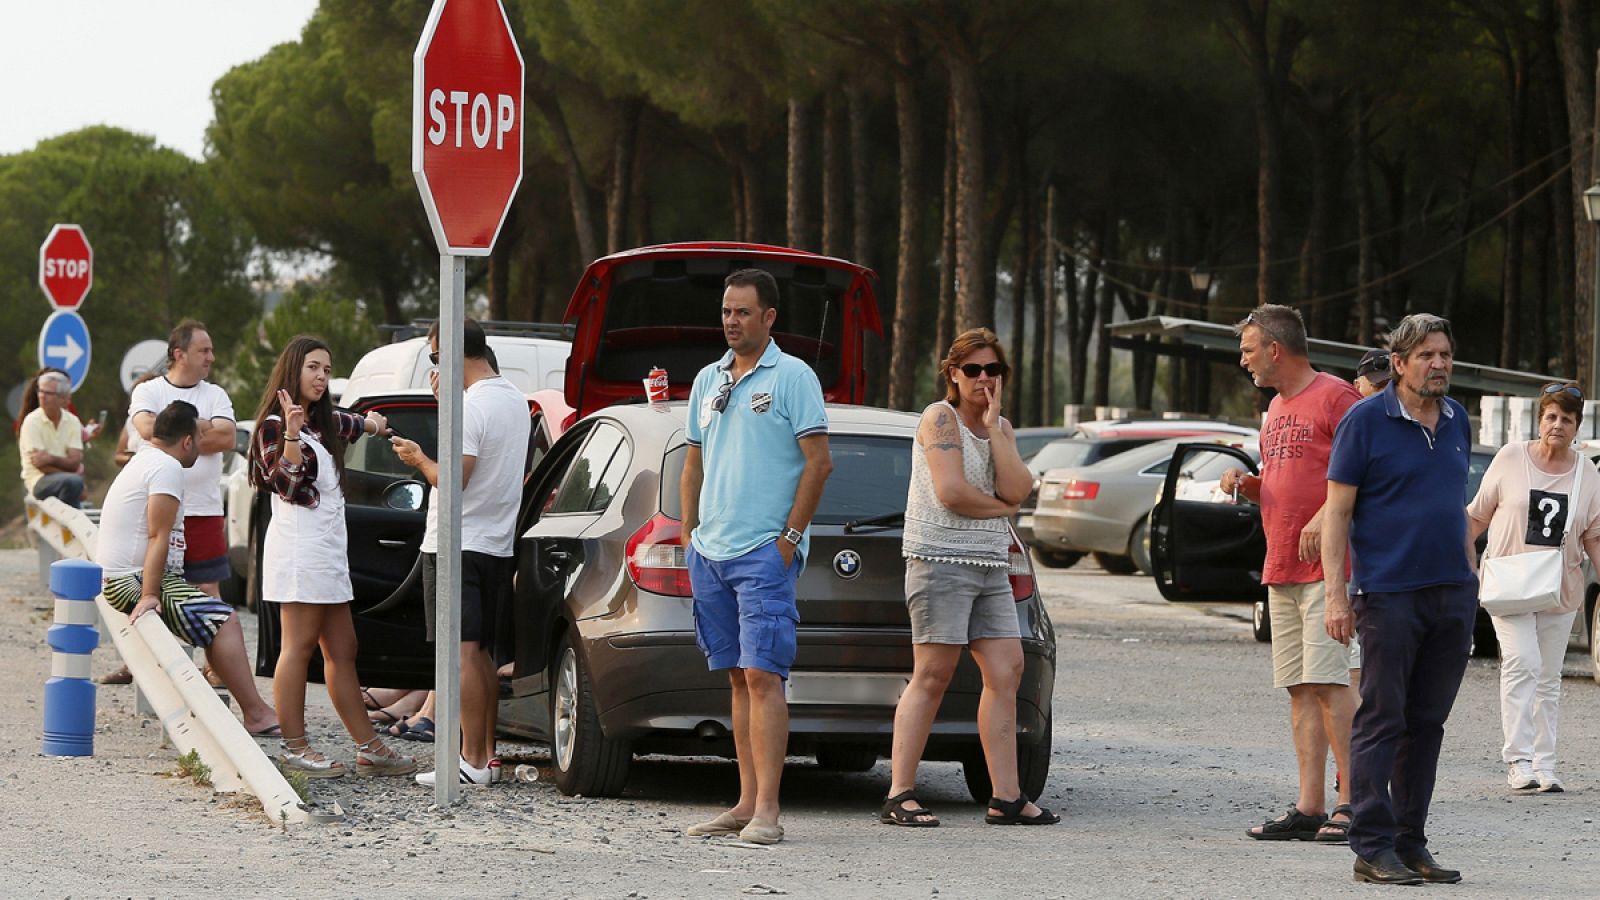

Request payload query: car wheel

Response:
[961,720,1052,804]
[1129,520,1152,576]
[1252,598,1271,643]
[1093,552,1138,575]
[1034,550,1083,569]
[1470,609,1499,658]
[815,744,879,772]
[1591,602,1600,685]
[549,634,631,797]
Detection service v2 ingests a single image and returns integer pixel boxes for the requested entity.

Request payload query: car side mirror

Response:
[383,480,425,511]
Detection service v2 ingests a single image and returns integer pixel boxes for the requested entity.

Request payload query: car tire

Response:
[815,744,879,772]
[549,634,631,797]
[1034,549,1083,569]
[1470,609,1499,658]
[1590,600,1600,686]
[1129,520,1152,576]
[961,720,1052,804]
[1252,598,1271,643]
[1093,552,1138,575]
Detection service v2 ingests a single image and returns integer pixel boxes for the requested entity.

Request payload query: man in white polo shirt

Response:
[129,320,237,599]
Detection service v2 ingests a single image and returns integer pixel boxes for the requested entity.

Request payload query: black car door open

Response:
[1150,442,1268,603]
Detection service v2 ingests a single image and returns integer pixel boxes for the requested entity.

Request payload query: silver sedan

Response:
[1031,435,1257,575]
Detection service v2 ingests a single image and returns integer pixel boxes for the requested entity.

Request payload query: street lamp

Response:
[1585,183,1600,396]
[1188,268,1213,293]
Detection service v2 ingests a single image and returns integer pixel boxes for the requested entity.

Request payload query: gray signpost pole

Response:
[435,256,465,807]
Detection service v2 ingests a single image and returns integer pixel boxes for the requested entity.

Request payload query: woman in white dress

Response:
[249,336,414,778]
[1467,383,1600,793]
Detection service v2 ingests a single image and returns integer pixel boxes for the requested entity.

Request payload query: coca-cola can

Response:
[644,366,669,403]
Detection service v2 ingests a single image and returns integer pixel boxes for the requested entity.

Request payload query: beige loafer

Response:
[738,821,784,845]
[686,811,750,837]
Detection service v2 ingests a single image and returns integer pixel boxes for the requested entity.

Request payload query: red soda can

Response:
[644,366,669,403]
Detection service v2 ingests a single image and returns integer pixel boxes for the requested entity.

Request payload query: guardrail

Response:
[23,495,308,826]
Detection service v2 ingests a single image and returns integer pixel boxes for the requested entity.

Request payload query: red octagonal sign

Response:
[39,224,93,310]
[412,0,525,257]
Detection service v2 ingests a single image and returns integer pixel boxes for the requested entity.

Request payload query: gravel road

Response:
[3,548,1597,898]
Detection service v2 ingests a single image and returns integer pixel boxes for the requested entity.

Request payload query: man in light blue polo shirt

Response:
[1321,314,1475,886]
[680,268,833,846]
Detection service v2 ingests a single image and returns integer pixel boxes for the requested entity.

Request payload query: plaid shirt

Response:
[255,412,366,509]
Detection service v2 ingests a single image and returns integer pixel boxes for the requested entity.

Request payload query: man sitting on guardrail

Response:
[96,400,279,737]
[18,371,86,508]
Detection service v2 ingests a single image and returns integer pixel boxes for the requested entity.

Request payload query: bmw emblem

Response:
[833,549,862,579]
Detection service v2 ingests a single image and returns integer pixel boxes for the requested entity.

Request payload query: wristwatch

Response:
[781,527,803,546]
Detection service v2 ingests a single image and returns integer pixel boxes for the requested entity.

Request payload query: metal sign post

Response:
[434,256,465,806]
[412,0,525,806]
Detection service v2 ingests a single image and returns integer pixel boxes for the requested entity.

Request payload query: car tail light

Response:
[1061,480,1099,500]
[1008,537,1035,601]
[626,513,692,597]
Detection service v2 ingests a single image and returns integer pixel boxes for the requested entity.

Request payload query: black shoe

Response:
[1353,849,1424,885]
[1398,849,1462,884]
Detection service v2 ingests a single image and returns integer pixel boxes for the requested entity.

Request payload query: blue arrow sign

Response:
[38,309,92,392]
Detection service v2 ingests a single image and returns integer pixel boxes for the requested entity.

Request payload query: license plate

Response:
[1016,514,1034,529]
[785,672,908,706]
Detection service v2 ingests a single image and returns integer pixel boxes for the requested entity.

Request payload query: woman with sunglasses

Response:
[881,328,1057,827]
[1466,382,1600,793]
[248,336,416,779]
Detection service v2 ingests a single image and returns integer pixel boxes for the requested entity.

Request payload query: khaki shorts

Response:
[1269,582,1351,688]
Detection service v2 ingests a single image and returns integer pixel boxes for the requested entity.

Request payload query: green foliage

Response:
[283,768,312,806]
[174,749,213,787]
[0,126,256,436]
[217,282,381,419]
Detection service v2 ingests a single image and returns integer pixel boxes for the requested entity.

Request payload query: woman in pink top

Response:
[1467,384,1600,793]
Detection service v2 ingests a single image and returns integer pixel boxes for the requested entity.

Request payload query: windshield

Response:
[662,434,912,524]
[595,257,848,388]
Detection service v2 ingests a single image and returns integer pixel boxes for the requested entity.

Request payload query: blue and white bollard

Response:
[43,558,103,757]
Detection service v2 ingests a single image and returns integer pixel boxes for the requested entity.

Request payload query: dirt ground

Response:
[4,547,1598,898]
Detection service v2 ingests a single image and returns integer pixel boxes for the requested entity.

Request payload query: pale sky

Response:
[0,0,320,160]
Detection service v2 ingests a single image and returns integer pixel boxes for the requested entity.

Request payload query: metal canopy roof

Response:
[1107,316,1563,396]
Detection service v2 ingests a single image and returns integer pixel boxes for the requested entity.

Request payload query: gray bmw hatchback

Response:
[503,401,1056,800]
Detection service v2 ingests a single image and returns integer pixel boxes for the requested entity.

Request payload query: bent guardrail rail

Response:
[24,495,308,825]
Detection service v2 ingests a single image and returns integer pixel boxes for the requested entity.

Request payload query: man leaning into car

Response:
[680,268,833,846]
[1222,304,1361,846]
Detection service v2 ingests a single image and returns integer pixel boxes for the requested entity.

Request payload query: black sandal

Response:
[1313,804,1352,843]
[1246,805,1327,841]
[985,795,1060,825]
[879,790,940,827]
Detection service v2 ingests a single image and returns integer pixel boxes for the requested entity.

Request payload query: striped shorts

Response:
[103,572,233,648]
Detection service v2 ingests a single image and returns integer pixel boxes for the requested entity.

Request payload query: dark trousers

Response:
[1347,583,1476,860]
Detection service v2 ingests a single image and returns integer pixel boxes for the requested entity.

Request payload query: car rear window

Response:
[596,257,848,388]
[658,434,912,524]
[1030,440,1094,472]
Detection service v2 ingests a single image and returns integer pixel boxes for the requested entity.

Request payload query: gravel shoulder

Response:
[3,549,1597,898]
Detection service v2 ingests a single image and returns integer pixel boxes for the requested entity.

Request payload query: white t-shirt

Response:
[129,376,235,516]
[97,447,187,578]
[421,376,531,558]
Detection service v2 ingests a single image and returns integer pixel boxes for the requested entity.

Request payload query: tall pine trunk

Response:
[1555,0,1596,385]
[889,29,923,412]
[936,103,958,368]
[605,99,642,255]
[822,91,848,258]
[786,98,813,250]
[947,40,987,330]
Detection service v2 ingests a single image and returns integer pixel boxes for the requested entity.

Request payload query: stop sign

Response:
[411,0,524,257]
[38,224,93,309]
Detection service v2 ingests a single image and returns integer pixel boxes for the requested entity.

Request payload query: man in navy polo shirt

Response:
[679,268,833,845]
[1321,314,1476,886]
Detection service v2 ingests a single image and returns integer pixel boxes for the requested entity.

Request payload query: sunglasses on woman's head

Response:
[958,362,1007,378]
[1542,383,1583,401]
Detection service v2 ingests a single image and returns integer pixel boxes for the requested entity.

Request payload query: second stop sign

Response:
[412,0,525,256]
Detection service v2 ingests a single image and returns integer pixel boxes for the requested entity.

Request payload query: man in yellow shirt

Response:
[19,371,86,508]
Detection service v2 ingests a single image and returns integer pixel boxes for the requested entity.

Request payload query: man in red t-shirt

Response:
[1221,304,1362,844]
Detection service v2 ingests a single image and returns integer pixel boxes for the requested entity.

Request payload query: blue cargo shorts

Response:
[686,541,800,678]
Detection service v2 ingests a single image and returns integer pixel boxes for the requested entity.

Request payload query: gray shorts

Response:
[904,558,1021,645]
